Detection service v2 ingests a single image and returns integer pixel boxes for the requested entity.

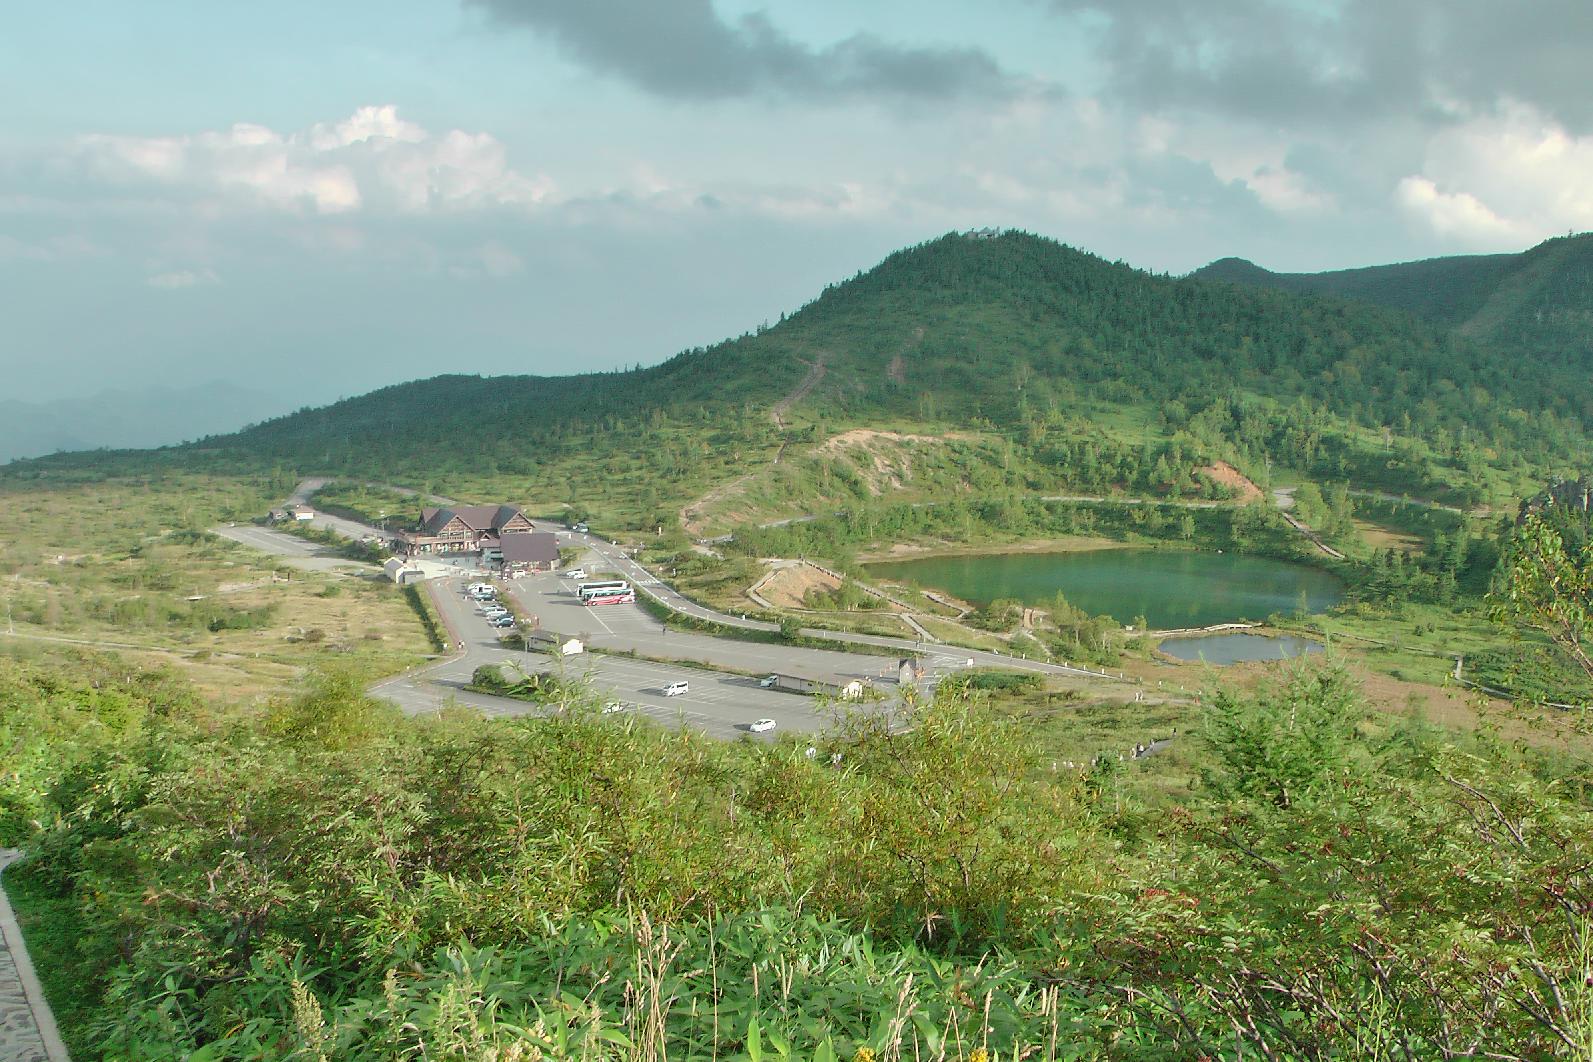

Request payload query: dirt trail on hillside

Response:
[771,355,827,429]
[679,355,829,537]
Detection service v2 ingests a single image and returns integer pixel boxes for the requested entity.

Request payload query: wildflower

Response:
[854,1048,877,1062]
[970,1050,990,1062]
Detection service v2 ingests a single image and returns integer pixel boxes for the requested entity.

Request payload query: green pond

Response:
[1159,633,1323,665]
[868,548,1344,629]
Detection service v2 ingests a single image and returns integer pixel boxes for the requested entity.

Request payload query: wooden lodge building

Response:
[405,504,534,555]
[402,505,558,573]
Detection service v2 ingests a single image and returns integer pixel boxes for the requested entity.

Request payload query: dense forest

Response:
[1194,232,1593,378]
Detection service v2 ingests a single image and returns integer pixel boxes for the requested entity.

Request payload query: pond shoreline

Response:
[1145,621,1261,638]
[855,535,1166,564]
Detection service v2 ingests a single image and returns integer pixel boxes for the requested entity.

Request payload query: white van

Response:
[565,568,587,580]
[663,681,689,697]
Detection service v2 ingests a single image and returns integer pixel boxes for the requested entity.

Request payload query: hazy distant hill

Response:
[1193,233,1593,367]
[0,383,295,464]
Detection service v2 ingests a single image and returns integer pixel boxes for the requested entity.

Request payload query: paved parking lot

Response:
[372,575,842,740]
[504,566,901,687]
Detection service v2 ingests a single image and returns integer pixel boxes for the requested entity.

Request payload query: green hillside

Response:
[13,231,1591,526]
[1193,232,1593,374]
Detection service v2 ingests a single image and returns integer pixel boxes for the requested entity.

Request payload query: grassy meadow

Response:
[0,472,434,699]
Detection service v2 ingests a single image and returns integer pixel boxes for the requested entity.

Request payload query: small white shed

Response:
[383,557,425,585]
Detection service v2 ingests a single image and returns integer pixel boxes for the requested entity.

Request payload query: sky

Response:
[4,0,1592,413]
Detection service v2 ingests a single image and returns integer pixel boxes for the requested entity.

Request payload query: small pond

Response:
[1157,632,1324,665]
[867,548,1344,629]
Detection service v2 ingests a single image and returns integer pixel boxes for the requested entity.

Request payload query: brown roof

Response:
[419,504,530,536]
[500,532,559,565]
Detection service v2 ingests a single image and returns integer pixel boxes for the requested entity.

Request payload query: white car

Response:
[749,718,777,733]
[758,675,777,688]
[565,568,587,580]
[663,681,689,697]
[602,702,629,714]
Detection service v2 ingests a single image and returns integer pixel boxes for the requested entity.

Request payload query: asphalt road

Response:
[210,523,363,573]
[374,574,835,739]
[304,511,399,545]
[505,566,901,686]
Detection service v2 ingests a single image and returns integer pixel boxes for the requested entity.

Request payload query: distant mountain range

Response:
[1193,232,1593,367]
[0,383,297,464]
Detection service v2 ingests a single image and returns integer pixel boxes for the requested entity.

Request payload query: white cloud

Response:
[75,106,553,216]
[309,104,427,151]
[1395,177,1519,245]
[1395,103,1593,246]
[146,267,220,289]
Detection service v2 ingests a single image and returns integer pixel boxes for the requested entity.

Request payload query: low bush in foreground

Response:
[4,654,1593,1058]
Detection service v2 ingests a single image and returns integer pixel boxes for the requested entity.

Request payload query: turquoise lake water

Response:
[867,548,1344,629]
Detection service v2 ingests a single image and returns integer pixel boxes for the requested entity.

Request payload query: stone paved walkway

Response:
[0,852,68,1061]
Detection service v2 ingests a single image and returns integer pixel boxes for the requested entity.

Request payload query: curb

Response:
[0,850,71,1061]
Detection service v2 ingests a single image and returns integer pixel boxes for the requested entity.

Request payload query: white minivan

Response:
[565,568,587,580]
[663,681,689,697]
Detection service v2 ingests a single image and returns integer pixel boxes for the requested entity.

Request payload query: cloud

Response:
[1048,0,1593,134]
[1395,178,1518,245]
[1395,104,1593,247]
[468,0,1023,103]
[146,267,220,289]
[75,105,553,216]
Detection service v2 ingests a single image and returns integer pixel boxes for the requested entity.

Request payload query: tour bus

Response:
[578,580,629,601]
[584,588,636,606]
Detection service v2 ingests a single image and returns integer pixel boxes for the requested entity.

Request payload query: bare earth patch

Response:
[806,429,977,496]
[855,535,1128,563]
[809,428,959,455]
[755,562,843,609]
[1197,461,1262,503]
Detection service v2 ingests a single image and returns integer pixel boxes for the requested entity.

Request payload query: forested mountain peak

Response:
[1186,257,1275,285]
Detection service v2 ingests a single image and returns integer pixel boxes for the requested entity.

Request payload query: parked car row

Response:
[464,581,518,629]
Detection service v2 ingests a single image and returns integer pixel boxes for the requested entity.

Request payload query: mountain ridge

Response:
[10,230,1588,526]
[1191,232,1593,364]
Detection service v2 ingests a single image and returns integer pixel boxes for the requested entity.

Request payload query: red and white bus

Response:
[584,588,636,606]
